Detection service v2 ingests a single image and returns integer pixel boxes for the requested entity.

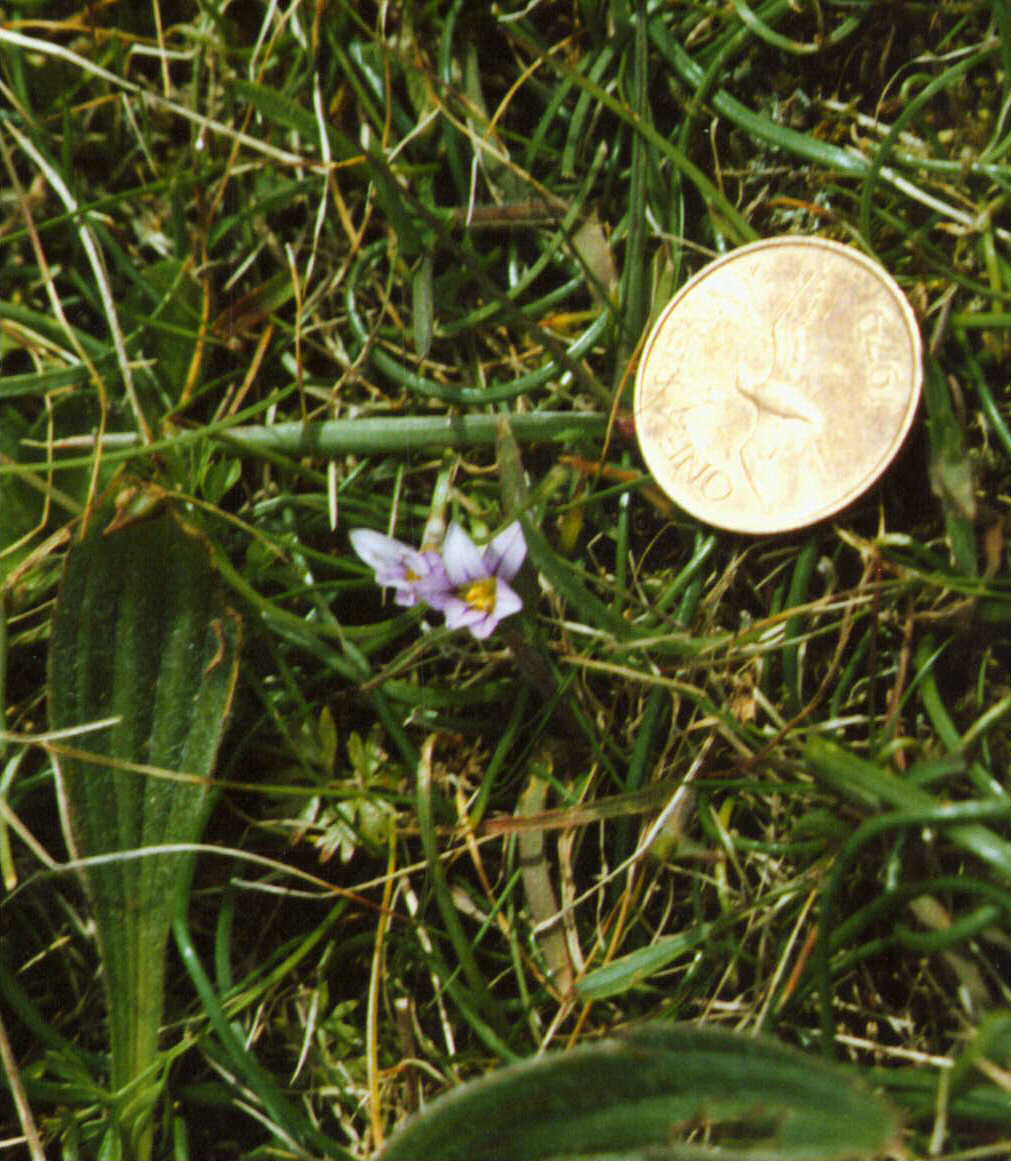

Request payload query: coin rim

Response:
[633,236,924,535]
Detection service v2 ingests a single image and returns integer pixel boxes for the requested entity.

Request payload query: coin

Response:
[633,236,923,534]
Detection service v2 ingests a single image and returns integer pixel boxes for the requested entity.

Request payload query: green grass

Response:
[1,1,1009,1158]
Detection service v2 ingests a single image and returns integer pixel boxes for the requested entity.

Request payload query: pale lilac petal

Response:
[490,579,523,621]
[441,523,487,586]
[423,583,453,614]
[349,528,412,584]
[350,530,450,607]
[442,596,486,631]
[413,554,452,601]
[439,579,523,638]
[484,522,526,581]
[467,614,499,639]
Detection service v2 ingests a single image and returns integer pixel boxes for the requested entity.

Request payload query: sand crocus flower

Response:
[349,529,450,608]
[427,522,526,639]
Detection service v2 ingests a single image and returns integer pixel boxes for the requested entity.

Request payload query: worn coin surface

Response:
[633,236,923,534]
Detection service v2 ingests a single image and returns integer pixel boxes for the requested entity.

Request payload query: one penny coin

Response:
[633,236,923,534]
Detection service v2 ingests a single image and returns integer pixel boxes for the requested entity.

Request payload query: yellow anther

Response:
[462,577,497,613]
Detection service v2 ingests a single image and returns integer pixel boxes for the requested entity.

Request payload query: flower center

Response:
[461,577,497,613]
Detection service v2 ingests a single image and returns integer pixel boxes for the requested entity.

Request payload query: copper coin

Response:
[634,236,923,534]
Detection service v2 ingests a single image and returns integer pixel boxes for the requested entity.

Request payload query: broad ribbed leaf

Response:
[48,496,241,1156]
[380,1023,899,1161]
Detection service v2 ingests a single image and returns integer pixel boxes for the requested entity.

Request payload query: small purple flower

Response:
[426,522,526,639]
[349,528,450,608]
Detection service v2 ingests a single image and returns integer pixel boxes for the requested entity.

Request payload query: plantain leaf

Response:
[48,488,241,1158]
[379,1022,900,1161]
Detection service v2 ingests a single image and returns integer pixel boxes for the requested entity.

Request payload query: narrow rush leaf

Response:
[35,412,608,463]
[48,489,242,1158]
[122,259,202,403]
[416,735,502,1027]
[571,208,619,311]
[782,539,819,711]
[233,78,321,141]
[502,19,755,244]
[805,737,1011,882]
[649,17,870,178]
[617,0,649,369]
[577,922,718,1001]
[412,251,435,358]
[0,356,120,399]
[364,147,426,255]
[520,517,631,639]
[516,755,573,998]
[496,413,531,515]
[232,78,360,166]
[924,357,978,576]
[380,1022,900,1161]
